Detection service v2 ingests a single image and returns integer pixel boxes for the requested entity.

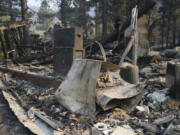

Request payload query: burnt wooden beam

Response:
[4,30,14,59]
[0,66,61,89]
[14,50,53,63]
[0,30,8,59]
[17,45,44,50]
[0,22,25,31]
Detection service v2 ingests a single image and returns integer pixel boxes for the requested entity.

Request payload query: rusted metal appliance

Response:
[166,61,180,100]
[54,27,85,75]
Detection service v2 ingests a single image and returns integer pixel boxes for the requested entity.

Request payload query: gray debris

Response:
[111,125,136,135]
[153,115,175,125]
[147,91,167,104]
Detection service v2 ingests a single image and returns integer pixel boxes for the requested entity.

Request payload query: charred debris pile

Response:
[0,1,180,135]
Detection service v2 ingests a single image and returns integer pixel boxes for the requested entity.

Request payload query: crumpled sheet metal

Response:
[96,84,141,111]
[55,59,102,115]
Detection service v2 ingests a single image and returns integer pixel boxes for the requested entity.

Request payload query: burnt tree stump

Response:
[166,61,180,100]
[120,63,139,84]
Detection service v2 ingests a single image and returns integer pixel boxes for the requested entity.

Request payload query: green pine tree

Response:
[38,0,53,29]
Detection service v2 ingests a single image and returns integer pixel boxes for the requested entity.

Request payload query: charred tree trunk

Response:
[166,19,170,47]
[20,0,29,47]
[166,15,171,48]
[61,0,66,26]
[83,1,88,38]
[8,0,15,22]
[161,15,165,48]
[95,3,99,37]
[179,30,180,45]
[21,0,28,20]
[172,15,176,47]
[10,1,16,22]
[0,31,7,59]
[102,0,107,36]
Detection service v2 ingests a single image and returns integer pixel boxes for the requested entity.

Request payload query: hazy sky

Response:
[28,0,41,7]
[27,0,58,12]
[27,0,95,17]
